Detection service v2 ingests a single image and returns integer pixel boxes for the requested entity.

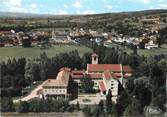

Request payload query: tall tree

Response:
[80,74,94,93]
[106,89,112,114]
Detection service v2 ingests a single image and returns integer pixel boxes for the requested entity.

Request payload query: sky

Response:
[0,0,167,15]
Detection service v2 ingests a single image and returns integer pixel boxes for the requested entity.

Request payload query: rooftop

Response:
[99,81,106,92]
[43,69,70,87]
[87,64,121,72]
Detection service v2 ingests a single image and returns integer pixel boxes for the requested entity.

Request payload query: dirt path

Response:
[13,84,43,103]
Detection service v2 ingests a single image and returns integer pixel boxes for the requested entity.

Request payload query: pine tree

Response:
[106,89,112,114]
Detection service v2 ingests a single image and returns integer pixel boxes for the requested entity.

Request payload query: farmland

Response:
[123,44,167,57]
[0,45,92,61]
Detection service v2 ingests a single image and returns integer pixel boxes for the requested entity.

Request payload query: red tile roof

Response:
[103,70,112,79]
[99,81,106,92]
[43,69,70,87]
[103,71,117,80]
[88,73,102,79]
[60,67,71,72]
[87,64,121,72]
[71,70,102,79]
[71,70,84,79]
[122,65,133,73]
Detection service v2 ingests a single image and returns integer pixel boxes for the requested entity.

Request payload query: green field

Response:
[0,45,92,61]
[124,47,167,57]
[123,44,167,57]
[105,42,167,57]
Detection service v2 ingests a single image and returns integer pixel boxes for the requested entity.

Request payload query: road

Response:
[13,84,43,103]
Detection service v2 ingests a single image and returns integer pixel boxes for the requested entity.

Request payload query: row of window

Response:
[44,89,66,93]
[44,86,66,89]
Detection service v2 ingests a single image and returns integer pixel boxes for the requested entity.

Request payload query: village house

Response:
[50,30,71,44]
[40,53,133,101]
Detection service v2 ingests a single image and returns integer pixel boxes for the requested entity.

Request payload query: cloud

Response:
[51,9,69,15]
[106,5,112,9]
[102,0,107,2]
[57,9,68,14]
[2,0,22,7]
[2,0,27,12]
[9,6,27,12]
[128,0,152,4]
[63,4,68,8]
[82,10,96,14]
[158,4,167,8]
[30,3,37,9]
[72,0,82,8]
[39,4,43,8]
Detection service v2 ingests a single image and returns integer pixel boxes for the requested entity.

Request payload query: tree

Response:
[82,52,92,69]
[123,98,142,116]
[133,45,138,55]
[80,74,94,93]
[159,26,167,46]
[24,61,40,85]
[16,101,29,113]
[67,79,78,99]
[1,97,15,112]
[22,38,31,47]
[98,100,104,113]
[75,101,80,110]
[83,106,92,117]
[115,91,130,116]
[106,89,112,114]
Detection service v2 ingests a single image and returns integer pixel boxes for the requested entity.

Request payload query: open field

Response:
[123,44,167,57]
[0,45,92,61]
[1,112,86,117]
[105,42,167,57]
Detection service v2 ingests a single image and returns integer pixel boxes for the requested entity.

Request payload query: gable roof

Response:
[99,81,106,92]
[103,70,112,79]
[103,70,117,80]
[122,65,133,73]
[71,70,102,79]
[87,64,121,72]
[43,69,70,87]
[88,73,102,79]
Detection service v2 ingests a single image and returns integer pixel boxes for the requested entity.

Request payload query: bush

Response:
[16,101,29,113]
[0,97,15,112]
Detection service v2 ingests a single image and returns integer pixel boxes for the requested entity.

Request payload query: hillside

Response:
[0,9,167,37]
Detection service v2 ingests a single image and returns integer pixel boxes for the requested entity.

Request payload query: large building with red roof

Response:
[41,53,133,100]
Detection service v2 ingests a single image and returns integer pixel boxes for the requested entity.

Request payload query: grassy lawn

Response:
[105,42,167,57]
[123,44,167,57]
[0,45,92,61]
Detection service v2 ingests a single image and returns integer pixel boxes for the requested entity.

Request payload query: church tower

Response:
[91,53,98,64]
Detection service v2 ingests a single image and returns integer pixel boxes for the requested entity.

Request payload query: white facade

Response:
[103,77,119,96]
[43,86,67,97]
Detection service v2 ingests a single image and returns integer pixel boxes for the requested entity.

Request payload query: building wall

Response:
[103,78,119,96]
[43,87,67,96]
